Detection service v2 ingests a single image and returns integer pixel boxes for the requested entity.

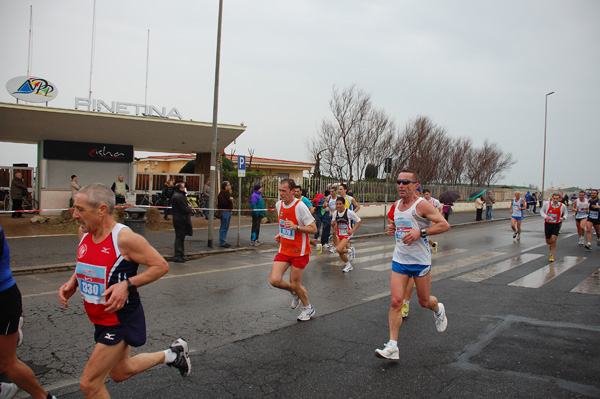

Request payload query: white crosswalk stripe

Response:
[571,268,600,295]
[454,254,544,283]
[508,256,586,288]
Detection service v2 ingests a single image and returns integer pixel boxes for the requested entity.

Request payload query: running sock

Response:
[435,308,443,317]
[388,340,398,347]
[164,349,177,364]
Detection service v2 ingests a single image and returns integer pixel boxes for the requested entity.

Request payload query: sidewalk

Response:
[4,209,533,275]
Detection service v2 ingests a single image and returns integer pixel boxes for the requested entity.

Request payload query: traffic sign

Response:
[238,155,246,177]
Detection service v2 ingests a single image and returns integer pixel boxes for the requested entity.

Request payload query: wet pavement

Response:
[4,209,528,275]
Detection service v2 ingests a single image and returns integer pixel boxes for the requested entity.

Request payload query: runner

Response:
[338,184,361,214]
[324,186,338,253]
[0,225,57,399]
[422,189,442,254]
[58,184,190,398]
[572,191,589,246]
[585,189,600,250]
[510,191,526,241]
[375,169,450,360]
[294,186,322,255]
[540,193,568,262]
[270,179,318,322]
[331,197,362,273]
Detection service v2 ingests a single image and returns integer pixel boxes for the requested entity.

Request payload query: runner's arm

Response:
[58,272,78,308]
[351,198,360,212]
[419,201,450,236]
[102,228,169,313]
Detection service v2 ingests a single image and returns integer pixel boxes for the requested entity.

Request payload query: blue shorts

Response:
[392,261,431,278]
[511,216,523,221]
[94,303,146,347]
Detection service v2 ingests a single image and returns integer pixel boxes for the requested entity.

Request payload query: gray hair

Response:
[78,183,116,214]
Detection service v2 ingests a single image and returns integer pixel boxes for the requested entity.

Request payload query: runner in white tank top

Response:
[572,191,589,245]
[375,170,450,361]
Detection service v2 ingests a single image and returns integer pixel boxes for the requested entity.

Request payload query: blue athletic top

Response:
[0,226,16,292]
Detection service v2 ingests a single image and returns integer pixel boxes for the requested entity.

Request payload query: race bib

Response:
[590,210,599,219]
[576,210,588,218]
[75,262,107,305]
[395,220,412,241]
[338,223,349,236]
[548,214,558,223]
[279,219,295,240]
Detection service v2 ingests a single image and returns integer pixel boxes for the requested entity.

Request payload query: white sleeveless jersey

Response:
[575,198,589,219]
[511,198,524,217]
[391,197,431,265]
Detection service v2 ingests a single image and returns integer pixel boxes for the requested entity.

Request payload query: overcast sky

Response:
[1,0,598,190]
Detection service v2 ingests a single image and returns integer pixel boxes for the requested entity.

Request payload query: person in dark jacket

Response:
[171,182,193,263]
[10,172,28,219]
[217,181,233,248]
[161,179,175,220]
[250,184,265,246]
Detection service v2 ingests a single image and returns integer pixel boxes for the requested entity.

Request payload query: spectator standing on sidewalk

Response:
[70,175,81,208]
[10,172,27,219]
[218,181,233,248]
[484,191,495,219]
[171,182,193,263]
[250,184,265,246]
[475,195,484,221]
[161,179,175,221]
[111,174,129,205]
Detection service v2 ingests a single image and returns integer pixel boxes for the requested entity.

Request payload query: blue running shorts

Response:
[392,261,431,278]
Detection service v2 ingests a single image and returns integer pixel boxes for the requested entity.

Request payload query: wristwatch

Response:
[125,278,137,294]
[420,228,427,238]
[296,225,300,231]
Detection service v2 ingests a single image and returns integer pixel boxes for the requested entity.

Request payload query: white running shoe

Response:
[0,383,18,399]
[297,305,315,321]
[348,246,355,261]
[434,303,448,332]
[513,232,517,239]
[329,245,336,254]
[167,338,191,377]
[316,243,322,255]
[516,235,520,241]
[291,292,301,309]
[342,263,353,273]
[323,243,330,248]
[375,342,399,360]
[578,237,584,246]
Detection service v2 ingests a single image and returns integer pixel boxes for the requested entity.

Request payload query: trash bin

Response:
[123,207,147,237]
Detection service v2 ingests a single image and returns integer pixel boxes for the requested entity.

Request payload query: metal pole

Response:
[237,176,241,246]
[88,0,97,111]
[541,91,554,201]
[144,29,150,110]
[384,174,389,229]
[207,0,224,248]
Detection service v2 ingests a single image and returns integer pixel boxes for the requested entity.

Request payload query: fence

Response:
[227,175,512,206]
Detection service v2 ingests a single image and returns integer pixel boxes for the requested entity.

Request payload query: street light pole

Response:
[541,91,554,202]
[207,0,224,248]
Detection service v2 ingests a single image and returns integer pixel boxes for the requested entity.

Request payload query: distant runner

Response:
[540,193,568,262]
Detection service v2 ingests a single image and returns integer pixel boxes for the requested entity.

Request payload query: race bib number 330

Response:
[75,262,107,305]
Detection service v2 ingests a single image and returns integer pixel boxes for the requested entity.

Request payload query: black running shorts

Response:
[544,222,561,239]
[0,283,22,335]
[94,302,146,347]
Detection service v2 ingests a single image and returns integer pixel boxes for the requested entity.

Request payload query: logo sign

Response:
[6,76,58,102]
[43,140,133,163]
[238,155,246,178]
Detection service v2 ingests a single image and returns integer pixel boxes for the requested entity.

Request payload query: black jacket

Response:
[171,189,193,236]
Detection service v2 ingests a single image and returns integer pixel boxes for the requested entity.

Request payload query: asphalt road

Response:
[4,213,600,398]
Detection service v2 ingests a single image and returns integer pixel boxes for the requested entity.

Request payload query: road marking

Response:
[508,256,586,288]
[431,251,505,276]
[454,253,543,282]
[432,248,469,259]
[571,268,600,295]
[362,291,390,301]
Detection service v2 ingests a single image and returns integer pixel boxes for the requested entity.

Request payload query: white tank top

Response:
[575,198,589,219]
[511,198,523,217]
[391,197,431,265]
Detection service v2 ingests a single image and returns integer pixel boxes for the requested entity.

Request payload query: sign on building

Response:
[6,76,58,103]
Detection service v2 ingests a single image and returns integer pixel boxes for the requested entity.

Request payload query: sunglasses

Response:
[396,179,416,185]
